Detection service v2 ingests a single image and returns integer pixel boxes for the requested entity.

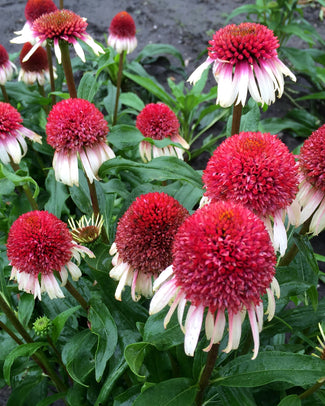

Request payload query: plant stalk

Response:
[1,84,10,103]
[10,161,38,210]
[59,41,77,98]
[65,280,88,312]
[46,42,56,105]
[113,50,125,125]
[195,343,220,406]
[231,103,243,136]
[299,378,325,399]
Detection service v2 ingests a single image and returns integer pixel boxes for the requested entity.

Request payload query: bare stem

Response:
[195,343,220,406]
[1,84,9,103]
[46,42,56,105]
[299,379,325,399]
[59,0,64,9]
[65,280,88,312]
[113,51,125,125]
[0,320,24,345]
[231,103,243,136]
[59,41,77,98]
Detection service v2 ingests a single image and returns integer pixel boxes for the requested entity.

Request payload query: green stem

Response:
[65,280,88,312]
[113,50,125,125]
[46,42,56,105]
[38,84,50,114]
[86,178,109,244]
[10,161,38,210]
[59,0,64,9]
[299,378,325,399]
[0,320,24,345]
[1,84,9,103]
[195,343,220,406]
[231,103,243,136]
[59,41,77,98]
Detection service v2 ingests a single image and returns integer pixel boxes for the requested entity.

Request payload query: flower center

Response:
[109,11,136,38]
[32,9,88,40]
[25,0,57,22]
[6,211,73,276]
[0,102,23,140]
[0,44,9,66]
[208,22,279,65]
[203,131,298,216]
[46,98,109,153]
[173,201,276,314]
[136,103,180,141]
[20,42,48,72]
[115,192,189,273]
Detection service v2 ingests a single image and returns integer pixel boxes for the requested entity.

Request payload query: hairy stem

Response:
[231,103,242,136]
[65,280,89,312]
[60,41,77,98]
[1,84,9,103]
[46,42,56,105]
[113,50,125,125]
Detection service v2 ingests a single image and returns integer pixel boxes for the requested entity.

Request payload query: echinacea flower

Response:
[297,124,325,235]
[0,44,17,85]
[18,42,55,85]
[68,214,104,244]
[11,0,58,45]
[108,11,137,54]
[202,131,299,255]
[188,22,296,108]
[46,98,115,186]
[136,103,189,162]
[109,192,189,301]
[0,102,42,165]
[6,210,94,300]
[15,9,104,64]
[150,201,279,358]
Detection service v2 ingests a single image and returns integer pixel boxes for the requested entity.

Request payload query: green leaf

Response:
[214,351,325,387]
[35,392,67,406]
[124,342,152,379]
[0,164,39,198]
[18,293,35,327]
[96,49,115,77]
[277,395,301,406]
[69,171,92,215]
[133,378,196,406]
[297,91,325,101]
[3,342,47,384]
[44,169,69,217]
[113,384,142,406]
[77,72,98,102]
[135,43,184,66]
[51,305,81,343]
[108,125,144,150]
[95,360,128,406]
[89,298,118,382]
[119,92,145,112]
[216,386,257,406]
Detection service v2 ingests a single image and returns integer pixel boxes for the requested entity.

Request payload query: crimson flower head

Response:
[150,201,279,358]
[188,22,296,108]
[18,42,54,85]
[202,131,299,255]
[108,11,137,54]
[109,192,189,301]
[297,124,325,235]
[0,102,41,165]
[13,9,104,64]
[136,103,189,162]
[46,98,115,186]
[7,210,94,300]
[0,44,17,85]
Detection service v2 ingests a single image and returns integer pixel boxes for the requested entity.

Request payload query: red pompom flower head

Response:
[0,102,42,165]
[11,0,58,45]
[188,23,296,108]
[109,192,189,301]
[297,124,325,235]
[108,11,137,54]
[6,210,94,300]
[13,9,104,64]
[0,44,17,85]
[46,98,115,186]
[136,103,189,162]
[202,131,299,255]
[150,201,279,359]
[18,42,55,85]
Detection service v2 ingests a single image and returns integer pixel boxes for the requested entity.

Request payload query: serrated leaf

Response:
[89,299,118,382]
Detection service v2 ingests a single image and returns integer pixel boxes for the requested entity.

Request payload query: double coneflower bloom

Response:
[107,11,137,54]
[0,44,17,85]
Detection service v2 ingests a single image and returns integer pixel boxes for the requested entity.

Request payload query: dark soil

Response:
[0,1,324,405]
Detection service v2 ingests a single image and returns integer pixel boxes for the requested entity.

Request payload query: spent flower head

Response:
[150,201,279,358]
[0,102,42,165]
[109,192,189,301]
[0,44,17,85]
[108,11,137,54]
[6,210,94,300]
[46,98,115,186]
[136,103,189,162]
[188,22,296,108]
[202,131,299,255]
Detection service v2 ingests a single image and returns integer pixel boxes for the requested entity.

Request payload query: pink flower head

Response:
[150,201,279,358]
[108,11,137,54]
[109,192,189,301]
[46,98,115,186]
[18,42,54,85]
[14,9,104,64]
[0,102,42,165]
[188,23,296,108]
[297,124,325,235]
[6,210,94,300]
[11,0,58,45]
[136,103,189,162]
[202,131,299,255]
[0,44,17,85]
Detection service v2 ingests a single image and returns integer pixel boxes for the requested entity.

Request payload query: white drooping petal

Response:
[187,58,213,85]
[247,306,260,360]
[72,39,86,63]
[273,210,288,256]
[153,265,174,291]
[184,304,205,356]
[310,197,325,235]
[224,311,243,353]
[149,279,178,315]
[234,61,250,106]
